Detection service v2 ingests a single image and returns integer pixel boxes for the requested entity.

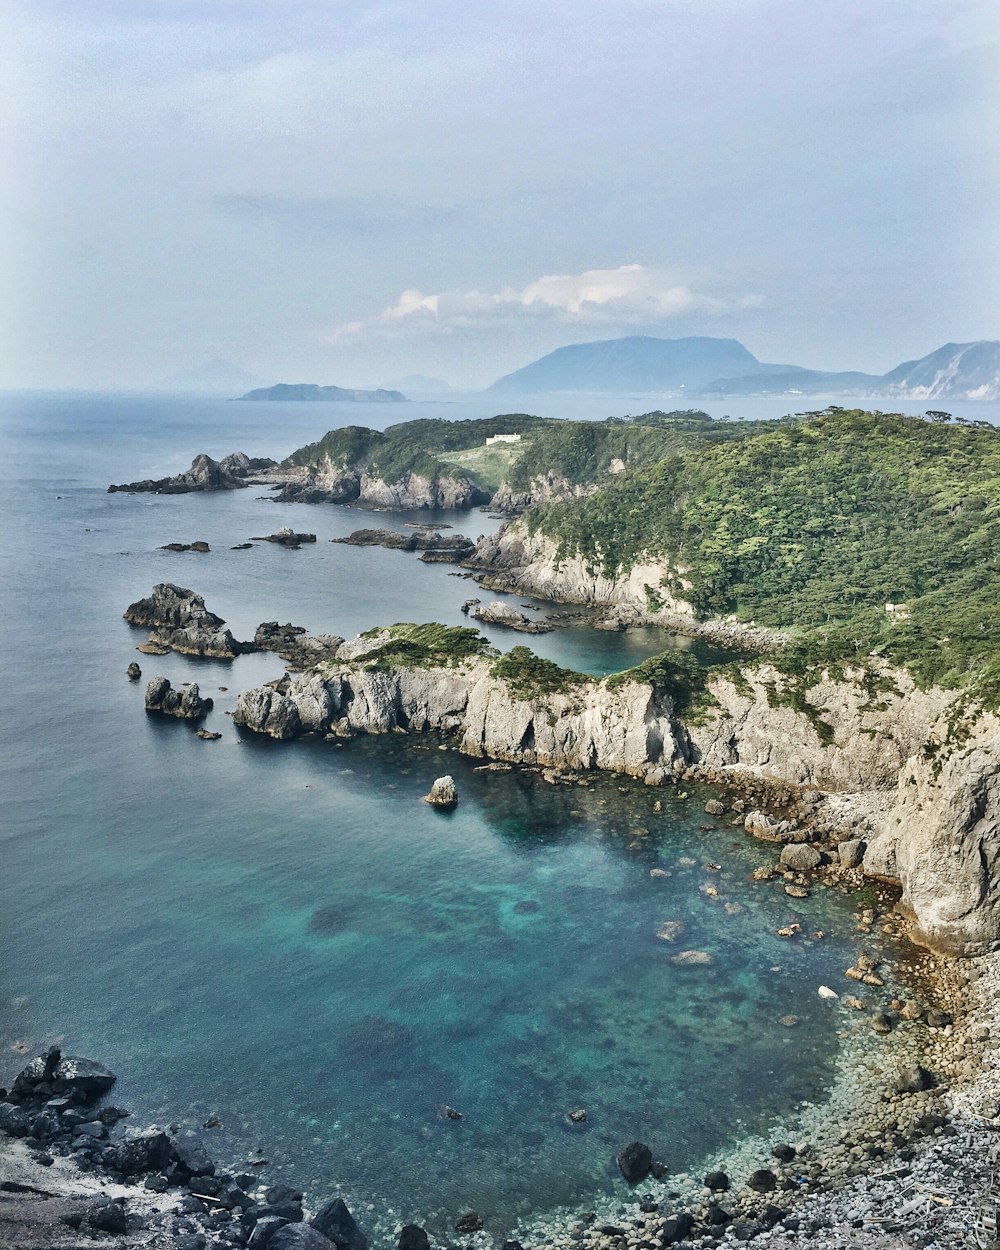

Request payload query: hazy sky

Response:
[2,0,998,389]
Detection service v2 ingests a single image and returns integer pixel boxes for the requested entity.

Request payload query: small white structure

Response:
[485,433,522,446]
[885,602,911,621]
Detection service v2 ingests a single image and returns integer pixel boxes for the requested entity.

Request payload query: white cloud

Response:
[326,264,763,343]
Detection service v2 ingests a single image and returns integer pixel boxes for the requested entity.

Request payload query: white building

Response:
[485,433,522,446]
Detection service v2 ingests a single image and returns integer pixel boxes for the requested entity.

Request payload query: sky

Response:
[1,0,998,390]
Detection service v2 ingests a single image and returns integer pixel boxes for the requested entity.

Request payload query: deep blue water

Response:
[0,391,954,1239]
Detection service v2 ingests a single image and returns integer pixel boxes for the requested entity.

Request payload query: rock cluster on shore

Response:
[144,676,213,719]
[108,452,279,495]
[0,1046,377,1250]
[333,528,475,563]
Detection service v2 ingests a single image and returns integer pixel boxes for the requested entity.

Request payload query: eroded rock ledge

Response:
[108,451,279,494]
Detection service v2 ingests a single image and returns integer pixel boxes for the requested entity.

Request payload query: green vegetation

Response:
[531,409,1000,695]
[358,622,494,669]
[490,646,588,699]
[606,649,715,718]
[436,442,527,493]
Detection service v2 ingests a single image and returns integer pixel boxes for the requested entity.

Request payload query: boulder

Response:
[171,1135,215,1177]
[703,1170,729,1192]
[84,1199,128,1235]
[896,1064,936,1093]
[310,1198,368,1250]
[233,687,302,739]
[779,843,822,871]
[125,584,245,659]
[107,1130,173,1176]
[127,662,142,681]
[616,1140,653,1183]
[704,799,726,816]
[270,1227,337,1250]
[747,1168,777,1193]
[838,838,866,869]
[423,776,458,809]
[398,1225,430,1250]
[661,1213,694,1245]
[145,677,214,720]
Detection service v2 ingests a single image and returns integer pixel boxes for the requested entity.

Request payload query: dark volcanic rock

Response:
[270,1227,338,1250]
[127,662,142,680]
[747,1168,777,1193]
[661,1212,694,1245]
[85,1198,128,1234]
[704,1170,730,1192]
[251,528,317,549]
[171,1134,215,1177]
[453,1212,483,1234]
[398,1224,430,1250]
[107,1130,173,1175]
[310,1197,367,1250]
[896,1063,936,1093]
[617,1140,653,1183]
[10,1049,117,1107]
[109,451,278,494]
[124,583,246,659]
[161,541,211,553]
[145,677,214,720]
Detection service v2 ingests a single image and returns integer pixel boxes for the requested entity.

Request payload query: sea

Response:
[1,389,995,1239]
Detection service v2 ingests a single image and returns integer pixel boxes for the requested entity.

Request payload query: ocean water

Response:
[0,391,949,1238]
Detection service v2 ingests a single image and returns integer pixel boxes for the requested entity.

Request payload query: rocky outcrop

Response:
[332,529,475,559]
[688,662,955,792]
[490,470,599,514]
[468,600,553,633]
[124,584,246,659]
[108,451,278,494]
[275,462,489,509]
[233,632,679,776]
[251,528,317,549]
[144,677,213,719]
[865,710,1000,956]
[423,776,458,808]
[254,622,345,668]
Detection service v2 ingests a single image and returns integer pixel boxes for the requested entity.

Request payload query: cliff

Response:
[229,624,1000,957]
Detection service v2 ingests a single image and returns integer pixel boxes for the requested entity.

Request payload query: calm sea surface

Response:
[1,390,991,1237]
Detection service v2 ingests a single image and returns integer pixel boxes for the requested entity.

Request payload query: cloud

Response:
[327,264,763,342]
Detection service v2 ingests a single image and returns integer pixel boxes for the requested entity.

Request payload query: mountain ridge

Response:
[487,335,1000,400]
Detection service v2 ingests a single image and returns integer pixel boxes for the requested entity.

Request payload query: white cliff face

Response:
[691,664,955,791]
[473,522,692,620]
[865,711,1000,956]
[234,653,682,778]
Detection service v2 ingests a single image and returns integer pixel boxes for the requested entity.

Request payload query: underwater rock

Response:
[453,1212,483,1233]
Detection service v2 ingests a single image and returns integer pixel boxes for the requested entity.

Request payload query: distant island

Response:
[488,336,1000,401]
[239,382,408,402]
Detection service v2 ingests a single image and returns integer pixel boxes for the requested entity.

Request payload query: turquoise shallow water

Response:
[0,392,905,1237]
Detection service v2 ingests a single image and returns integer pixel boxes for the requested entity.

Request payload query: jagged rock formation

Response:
[123,584,246,659]
[423,776,458,808]
[144,677,213,719]
[108,451,278,494]
[251,528,317,549]
[254,622,345,668]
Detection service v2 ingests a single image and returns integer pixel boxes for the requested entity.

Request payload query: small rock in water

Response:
[818,985,839,999]
[196,729,222,741]
[784,884,810,898]
[454,1212,483,1233]
[423,776,458,809]
[704,799,726,816]
[704,1170,730,1191]
[656,921,685,942]
[771,1143,796,1162]
[127,662,142,680]
[441,1104,463,1120]
[567,1108,587,1123]
[779,1014,800,1028]
[617,1140,653,1183]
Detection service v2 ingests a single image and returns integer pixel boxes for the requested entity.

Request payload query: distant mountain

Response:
[381,374,454,392]
[240,383,408,403]
[880,342,1000,401]
[487,335,1000,401]
[488,336,763,393]
[161,359,266,393]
